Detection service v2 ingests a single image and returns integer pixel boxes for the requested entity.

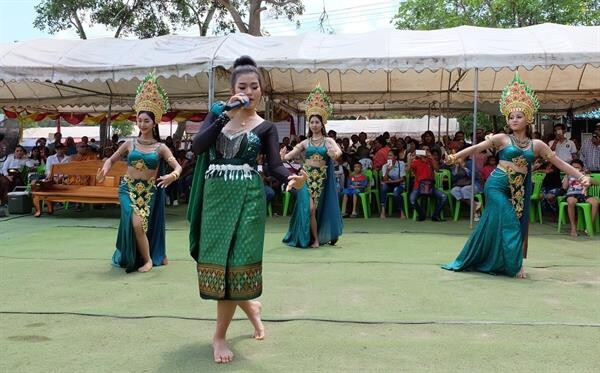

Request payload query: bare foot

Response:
[516,266,527,279]
[162,257,169,265]
[310,241,320,248]
[569,228,578,237]
[137,260,153,273]
[212,337,234,363]
[247,301,265,340]
[380,212,386,219]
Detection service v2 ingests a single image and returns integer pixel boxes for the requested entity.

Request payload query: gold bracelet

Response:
[445,154,456,165]
[170,171,180,180]
[542,151,556,160]
[166,156,176,163]
[577,174,586,182]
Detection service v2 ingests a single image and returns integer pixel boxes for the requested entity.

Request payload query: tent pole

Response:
[208,65,215,108]
[469,68,479,228]
[437,102,442,142]
[104,96,112,148]
[427,103,431,131]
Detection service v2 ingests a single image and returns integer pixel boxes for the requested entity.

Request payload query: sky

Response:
[0,0,400,43]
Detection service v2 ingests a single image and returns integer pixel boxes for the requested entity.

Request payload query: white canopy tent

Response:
[1,23,598,116]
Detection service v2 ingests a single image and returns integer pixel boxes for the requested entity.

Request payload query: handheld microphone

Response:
[224,98,250,111]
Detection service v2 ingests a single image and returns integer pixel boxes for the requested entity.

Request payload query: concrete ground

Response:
[1,206,599,372]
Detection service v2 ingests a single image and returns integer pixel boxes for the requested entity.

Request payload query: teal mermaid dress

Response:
[442,138,534,277]
[112,144,167,273]
[283,139,343,248]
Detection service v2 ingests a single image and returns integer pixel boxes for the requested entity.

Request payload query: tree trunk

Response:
[200,4,217,36]
[172,120,187,143]
[216,0,249,33]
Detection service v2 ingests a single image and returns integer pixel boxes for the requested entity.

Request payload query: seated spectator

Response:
[540,162,563,215]
[562,159,599,237]
[65,137,77,156]
[71,142,97,161]
[379,149,406,219]
[0,145,28,206]
[480,155,497,185]
[341,162,368,217]
[372,136,390,171]
[408,147,447,222]
[450,157,482,221]
[45,143,71,179]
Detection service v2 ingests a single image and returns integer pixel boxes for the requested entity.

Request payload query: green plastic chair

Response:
[267,201,273,217]
[357,170,375,219]
[557,185,600,237]
[453,193,484,221]
[435,169,454,213]
[282,190,294,216]
[529,171,546,224]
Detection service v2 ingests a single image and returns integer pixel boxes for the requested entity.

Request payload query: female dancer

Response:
[187,56,306,363]
[98,72,181,273]
[442,73,591,278]
[281,85,343,248]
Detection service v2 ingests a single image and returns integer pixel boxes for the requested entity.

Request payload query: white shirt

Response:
[549,139,577,162]
[45,154,71,177]
[1,154,29,176]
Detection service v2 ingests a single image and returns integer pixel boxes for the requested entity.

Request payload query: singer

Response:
[187,56,307,364]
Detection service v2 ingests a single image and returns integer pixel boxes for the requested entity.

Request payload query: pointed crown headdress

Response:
[499,72,540,123]
[305,84,333,124]
[134,71,169,123]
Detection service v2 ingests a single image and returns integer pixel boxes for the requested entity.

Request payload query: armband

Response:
[210,101,226,116]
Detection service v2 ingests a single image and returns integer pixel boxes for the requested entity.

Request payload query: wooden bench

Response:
[32,160,127,217]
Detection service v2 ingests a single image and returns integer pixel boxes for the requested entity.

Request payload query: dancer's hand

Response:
[286,170,308,191]
[280,146,288,161]
[157,173,177,188]
[96,167,107,183]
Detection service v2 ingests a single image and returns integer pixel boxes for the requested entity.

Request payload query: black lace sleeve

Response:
[191,112,229,155]
[261,122,290,184]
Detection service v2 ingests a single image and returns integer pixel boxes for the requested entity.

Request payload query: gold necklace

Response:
[137,138,158,146]
[510,134,531,149]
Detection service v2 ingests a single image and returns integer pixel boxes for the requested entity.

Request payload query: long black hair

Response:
[138,111,161,142]
[307,114,326,138]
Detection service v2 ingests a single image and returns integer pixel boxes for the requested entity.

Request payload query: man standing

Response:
[549,124,577,162]
[580,124,600,172]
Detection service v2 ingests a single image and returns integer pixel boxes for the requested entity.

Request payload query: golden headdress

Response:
[305,84,333,124]
[134,72,169,123]
[499,73,540,123]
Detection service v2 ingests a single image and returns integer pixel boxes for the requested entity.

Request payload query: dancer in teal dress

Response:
[282,85,343,248]
[187,56,306,364]
[442,73,592,278]
[98,72,182,273]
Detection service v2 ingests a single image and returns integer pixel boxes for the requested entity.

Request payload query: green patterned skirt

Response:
[197,170,266,300]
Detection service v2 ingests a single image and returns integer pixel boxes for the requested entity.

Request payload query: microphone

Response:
[224,98,250,111]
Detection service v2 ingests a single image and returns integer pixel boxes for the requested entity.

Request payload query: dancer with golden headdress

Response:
[98,72,182,273]
[442,73,591,278]
[281,85,343,248]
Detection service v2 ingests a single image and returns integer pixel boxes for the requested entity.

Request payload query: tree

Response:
[34,0,97,39]
[393,0,600,30]
[111,120,134,137]
[214,0,303,36]
[34,0,305,39]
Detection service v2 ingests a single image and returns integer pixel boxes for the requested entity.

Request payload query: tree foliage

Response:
[33,0,304,39]
[111,120,134,137]
[393,0,600,30]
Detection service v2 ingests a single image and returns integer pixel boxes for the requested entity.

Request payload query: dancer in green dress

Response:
[187,56,306,363]
[442,73,592,278]
[282,85,344,248]
[98,72,182,273]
